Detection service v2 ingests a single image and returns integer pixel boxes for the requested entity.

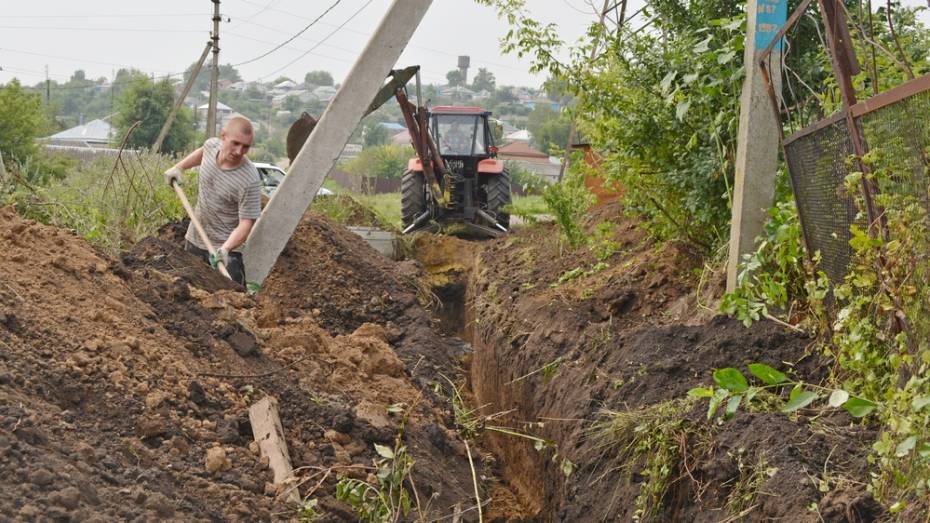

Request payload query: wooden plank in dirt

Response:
[249,396,301,504]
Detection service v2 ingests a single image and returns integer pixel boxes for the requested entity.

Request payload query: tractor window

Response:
[435,114,486,156]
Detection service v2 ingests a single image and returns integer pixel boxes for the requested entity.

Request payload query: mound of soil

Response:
[420,202,880,521]
[0,207,477,521]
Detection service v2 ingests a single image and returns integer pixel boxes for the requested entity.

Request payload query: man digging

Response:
[164,116,262,286]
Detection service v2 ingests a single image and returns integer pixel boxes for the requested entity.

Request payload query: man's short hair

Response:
[224,116,253,135]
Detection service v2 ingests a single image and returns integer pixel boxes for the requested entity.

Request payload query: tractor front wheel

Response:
[401,170,427,228]
[484,169,512,229]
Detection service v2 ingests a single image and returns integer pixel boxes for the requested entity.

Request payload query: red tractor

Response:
[397,100,511,237]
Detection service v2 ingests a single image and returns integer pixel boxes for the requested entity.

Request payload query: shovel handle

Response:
[172,181,232,280]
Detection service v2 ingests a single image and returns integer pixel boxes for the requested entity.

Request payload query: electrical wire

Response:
[1,13,208,19]
[0,47,176,75]
[232,0,527,72]
[0,26,205,33]
[257,0,375,79]
[232,0,343,66]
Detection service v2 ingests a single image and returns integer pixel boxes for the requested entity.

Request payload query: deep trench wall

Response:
[465,271,563,520]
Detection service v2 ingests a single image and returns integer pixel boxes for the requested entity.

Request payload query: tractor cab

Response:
[430,106,495,158]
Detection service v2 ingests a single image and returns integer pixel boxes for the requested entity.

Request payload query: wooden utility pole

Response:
[557,0,612,182]
[206,0,221,137]
[153,42,212,153]
[725,0,788,292]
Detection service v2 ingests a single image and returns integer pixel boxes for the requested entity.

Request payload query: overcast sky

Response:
[2,0,927,90]
[0,0,619,88]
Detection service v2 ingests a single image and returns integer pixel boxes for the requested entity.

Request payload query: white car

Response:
[254,162,334,198]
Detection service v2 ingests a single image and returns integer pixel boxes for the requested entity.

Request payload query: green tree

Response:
[0,79,46,162]
[342,144,411,179]
[304,70,334,87]
[183,62,242,93]
[114,75,194,154]
[472,67,496,91]
[446,70,465,87]
[363,122,389,147]
[526,104,569,154]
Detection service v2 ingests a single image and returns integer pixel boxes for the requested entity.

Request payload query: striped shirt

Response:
[185,137,262,251]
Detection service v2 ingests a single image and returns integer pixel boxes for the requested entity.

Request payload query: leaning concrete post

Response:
[243,0,434,285]
[726,0,787,292]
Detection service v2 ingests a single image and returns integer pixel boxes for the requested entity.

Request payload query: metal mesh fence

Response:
[859,88,930,208]
[783,76,930,284]
[784,118,860,283]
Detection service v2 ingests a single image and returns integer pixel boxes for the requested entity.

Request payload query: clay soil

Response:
[406,201,882,522]
[0,208,479,521]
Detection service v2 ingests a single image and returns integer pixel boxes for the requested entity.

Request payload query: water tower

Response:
[457,55,470,85]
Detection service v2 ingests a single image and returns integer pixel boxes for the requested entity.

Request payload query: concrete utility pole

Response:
[206,0,221,137]
[243,0,434,285]
[153,42,212,153]
[725,0,788,292]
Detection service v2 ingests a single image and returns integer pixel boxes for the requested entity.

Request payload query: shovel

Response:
[171,180,232,280]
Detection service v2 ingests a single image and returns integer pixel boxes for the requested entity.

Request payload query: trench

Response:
[415,238,555,520]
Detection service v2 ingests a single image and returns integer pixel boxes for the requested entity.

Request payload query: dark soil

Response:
[0,206,478,522]
[407,201,881,522]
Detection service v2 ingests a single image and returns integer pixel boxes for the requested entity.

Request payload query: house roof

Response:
[504,129,531,142]
[44,118,112,143]
[197,101,233,111]
[377,122,406,131]
[498,141,547,159]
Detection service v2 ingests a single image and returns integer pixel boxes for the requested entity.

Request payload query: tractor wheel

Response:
[485,169,512,229]
[401,170,427,228]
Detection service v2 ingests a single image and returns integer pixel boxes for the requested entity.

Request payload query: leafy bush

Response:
[0,80,47,163]
[543,170,592,249]
[504,159,548,194]
[720,200,828,329]
[341,144,412,179]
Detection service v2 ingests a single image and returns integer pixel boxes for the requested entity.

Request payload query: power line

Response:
[2,13,208,19]
[231,0,527,72]
[233,0,343,66]
[0,26,205,33]
[257,0,375,79]
[0,47,175,75]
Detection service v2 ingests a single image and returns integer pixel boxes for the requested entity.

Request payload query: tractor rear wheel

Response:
[484,169,512,229]
[401,170,427,228]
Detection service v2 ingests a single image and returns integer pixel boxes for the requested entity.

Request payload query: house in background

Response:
[497,141,562,183]
[42,118,113,148]
[196,101,234,125]
[504,129,531,143]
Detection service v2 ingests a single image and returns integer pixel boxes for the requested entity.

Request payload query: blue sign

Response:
[755,0,789,52]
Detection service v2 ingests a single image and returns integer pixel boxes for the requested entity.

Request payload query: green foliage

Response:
[592,400,704,521]
[688,363,877,421]
[183,62,242,94]
[525,104,569,154]
[471,67,496,92]
[114,75,195,154]
[304,70,334,87]
[363,123,390,147]
[297,499,321,522]
[0,80,46,162]
[477,0,749,251]
[824,153,930,510]
[6,152,189,254]
[445,69,465,87]
[342,144,411,180]
[720,200,828,329]
[588,221,620,261]
[504,160,547,194]
[335,441,414,523]
[504,194,549,222]
[542,170,592,250]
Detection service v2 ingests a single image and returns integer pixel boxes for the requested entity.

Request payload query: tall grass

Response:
[6,151,194,254]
